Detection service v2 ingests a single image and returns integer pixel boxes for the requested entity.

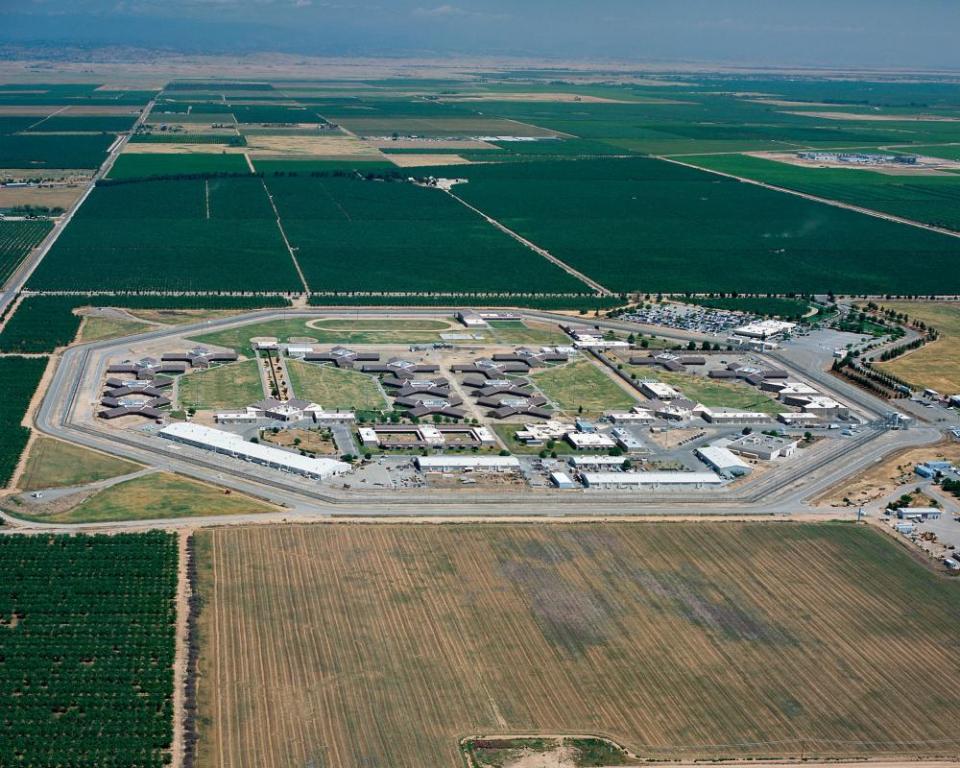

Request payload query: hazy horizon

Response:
[2,1,960,71]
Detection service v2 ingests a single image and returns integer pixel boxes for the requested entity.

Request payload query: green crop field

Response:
[439,157,960,294]
[0,532,177,767]
[130,133,247,145]
[28,177,303,291]
[108,152,251,179]
[286,359,387,410]
[26,115,137,133]
[0,296,85,353]
[682,153,960,232]
[0,356,47,487]
[178,359,263,410]
[265,175,586,293]
[195,523,960,768]
[0,133,117,169]
[0,219,50,283]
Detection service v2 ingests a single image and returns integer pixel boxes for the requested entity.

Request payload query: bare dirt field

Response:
[195,522,960,768]
[244,134,382,157]
[814,439,960,507]
[0,184,85,209]
[370,138,498,150]
[387,153,472,167]
[121,143,247,155]
[782,110,960,122]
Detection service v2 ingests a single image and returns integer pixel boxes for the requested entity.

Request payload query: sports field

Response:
[286,359,386,410]
[195,523,960,768]
[875,300,960,393]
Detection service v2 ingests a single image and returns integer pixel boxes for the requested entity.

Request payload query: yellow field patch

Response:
[0,184,85,210]
[370,138,498,150]
[386,153,472,167]
[875,301,960,393]
[244,134,383,157]
[121,143,247,155]
[782,110,960,122]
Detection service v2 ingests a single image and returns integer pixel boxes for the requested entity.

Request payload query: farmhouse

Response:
[581,471,723,489]
[159,422,350,480]
[696,445,752,477]
[414,455,520,472]
[727,434,798,460]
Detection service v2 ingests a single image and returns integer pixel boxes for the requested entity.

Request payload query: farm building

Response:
[581,471,722,489]
[159,422,351,480]
[414,455,520,472]
[696,446,751,477]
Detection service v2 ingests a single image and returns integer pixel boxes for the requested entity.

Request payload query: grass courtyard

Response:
[531,358,637,417]
[178,359,263,410]
[286,359,387,411]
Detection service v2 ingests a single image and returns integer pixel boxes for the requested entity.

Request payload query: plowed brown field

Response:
[195,523,960,768]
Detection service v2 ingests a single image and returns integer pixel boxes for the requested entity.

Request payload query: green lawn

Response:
[286,360,386,411]
[14,472,276,524]
[652,371,788,413]
[531,358,637,417]
[178,359,263,410]
[487,320,570,346]
[18,437,142,491]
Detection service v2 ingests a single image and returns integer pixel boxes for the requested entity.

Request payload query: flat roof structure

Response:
[160,422,350,480]
[727,434,798,460]
[581,471,723,488]
[414,455,520,472]
[304,347,380,368]
[696,446,751,477]
[640,381,681,400]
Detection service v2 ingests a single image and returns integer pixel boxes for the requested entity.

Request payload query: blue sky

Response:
[3,0,959,68]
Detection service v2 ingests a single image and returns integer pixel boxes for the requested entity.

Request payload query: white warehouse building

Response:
[414,455,520,472]
[581,471,723,489]
[159,422,351,480]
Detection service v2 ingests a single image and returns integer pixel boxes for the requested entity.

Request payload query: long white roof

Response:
[159,422,350,479]
[415,455,520,469]
[583,471,722,486]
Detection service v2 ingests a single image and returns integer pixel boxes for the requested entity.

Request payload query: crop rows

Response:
[195,523,960,768]
[0,356,47,486]
[0,532,177,767]
[28,177,303,291]
[441,157,960,295]
[0,220,51,284]
[265,175,585,293]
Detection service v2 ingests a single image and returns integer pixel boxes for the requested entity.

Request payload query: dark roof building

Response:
[304,346,381,368]
[362,358,440,379]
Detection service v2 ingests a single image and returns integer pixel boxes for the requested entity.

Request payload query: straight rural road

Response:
[659,155,960,240]
[0,99,157,317]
